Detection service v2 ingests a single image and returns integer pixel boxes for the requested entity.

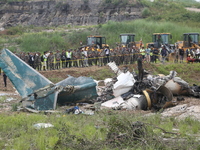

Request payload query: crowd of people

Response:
[11,44,200,71]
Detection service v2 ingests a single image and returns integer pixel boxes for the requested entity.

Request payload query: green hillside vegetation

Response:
[1,19,200,52]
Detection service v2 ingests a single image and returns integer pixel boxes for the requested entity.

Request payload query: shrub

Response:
[142,7,151,18]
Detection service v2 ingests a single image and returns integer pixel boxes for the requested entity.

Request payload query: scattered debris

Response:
[65,106,83,114]
[161,104,200,121]
[33,123,54,129]
[0,48,200,115]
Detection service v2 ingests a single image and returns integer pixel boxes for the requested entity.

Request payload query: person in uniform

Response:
[37,52,42,71]
[77,48,83,67]
[124,48,130,65]
[87,47,93,66]
[73,49,78,67]
[25,52,29,64]
[61,49,66,68]
[48,51,55,70]
[55,50,61,69]
[34,52,39,70]
[29,52,35,68]
[93,47,99,66]
[3,72,7,87]
[99,48,105,67]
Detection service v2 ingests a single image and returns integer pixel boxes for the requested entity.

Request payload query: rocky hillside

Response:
[0,0,144,29]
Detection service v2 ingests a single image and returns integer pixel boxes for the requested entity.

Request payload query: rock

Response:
[0,0,144,28]
[161,104,200,121]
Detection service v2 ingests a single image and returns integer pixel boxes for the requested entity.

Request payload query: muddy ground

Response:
[0,64,200,118]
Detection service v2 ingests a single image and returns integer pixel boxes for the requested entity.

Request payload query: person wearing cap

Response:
[28,52,35,68]
[61,49,66,68]
[139,46,146,60]
[48,51,55,70]
[42,51,49,71]
[87,47,93,66]
[109,48,114,62]
[55,50,61,69]
[73,49,78,67]
[37,52,42,71]
[93,47,99,66]
[124,47,130,65]
[179,47,184,63]
[34,52,40,70]
[77,48,83,67]
[145,46,151,63]
[99,48,105,67]
[153,48,159,63]
[130,45,137,64]
[161,46,168,64]
[115,47,121,65]
[82,47,88,67]
[174,45,179,63]
[119,46,124,65]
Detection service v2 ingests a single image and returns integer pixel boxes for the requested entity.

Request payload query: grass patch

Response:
[0,96,7,103]
[0,112,199,149]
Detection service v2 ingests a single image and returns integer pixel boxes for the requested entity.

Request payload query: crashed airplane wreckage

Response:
[0,48,200,111]
[0,49,98,110]
[100,60,200,111]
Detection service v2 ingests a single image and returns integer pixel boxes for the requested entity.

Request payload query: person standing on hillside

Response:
[3,72,7,87]
[78,48,83,67]
[104,46,110,64]
[140,46,146,60]
[161,46,168,64]
[29,52,35,68]
[48,51,55,70]
[73,49,78,67]
[145,46,151,63]
[55,50,61,69]
[153,48,159,63]
[66,49,73,68]
[98,48,104,67]
[82,47,88,67]
[37,52,42,71]
[87,48,93,66]
[42,51,49,71]
[34,52,39,70]
[61,49,66,68]
[179,47,184,63]
[93,48,99,66]
[174,45,179,63]
[25,52,29,64]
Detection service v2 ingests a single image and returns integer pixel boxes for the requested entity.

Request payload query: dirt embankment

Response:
[186,7,200,12]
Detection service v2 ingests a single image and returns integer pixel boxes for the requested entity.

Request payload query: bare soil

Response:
[186,7,200,12]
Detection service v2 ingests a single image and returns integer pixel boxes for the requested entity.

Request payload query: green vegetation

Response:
[151,63,200,84]
[0,110,199,149]
[1,19,200,52]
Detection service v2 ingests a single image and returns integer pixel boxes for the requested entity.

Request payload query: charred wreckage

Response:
[0,48,200,112]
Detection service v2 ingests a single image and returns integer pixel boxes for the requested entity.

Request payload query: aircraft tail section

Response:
[0,49,52,98]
